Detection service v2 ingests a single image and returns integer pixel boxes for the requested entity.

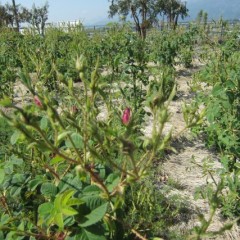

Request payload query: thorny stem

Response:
[86,165,110,197]
[0,191,12,217]
[129,154,138,178]
[29,124,78,164]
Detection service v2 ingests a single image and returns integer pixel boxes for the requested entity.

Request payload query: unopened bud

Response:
[76,55,87,72]
[33,96,43,108]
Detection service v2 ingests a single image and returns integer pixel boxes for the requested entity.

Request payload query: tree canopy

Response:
[109,0,189,38]
[0,1,49,34]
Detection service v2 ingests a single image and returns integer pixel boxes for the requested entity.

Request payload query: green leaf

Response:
[212,83,223,96]
[40,117,49,130]
[57,131,72,142]
[79,203,108,227]
[67,198,84,207]
[61,190,75,205]
[54,194,63,211]
[9,155,23,166]
[65,133,83,149]
[83,185,101,195]
[0,169,5,184]
[76,226,106,240]
[27,142,38,150]
[10,131,21,145]
[105,173,120,192]
[41,182,58,197]
[38,202,54,216]
[61,207,78,216]
[12,173,25,184]
[54,213,64,229]
[81,195,105,211]
[28,177,44,191]
[1,214,10,225]
[18,221,25,231]
[50,156,64,165]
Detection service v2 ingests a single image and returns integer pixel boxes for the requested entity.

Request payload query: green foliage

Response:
[0,21,239,239]
[124,172,191,239]
[0,26,177,238]
[148,27,197,67]
[189,31,240,230]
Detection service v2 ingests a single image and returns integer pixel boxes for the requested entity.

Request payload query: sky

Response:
[1,1,234,26]
[0,0,112,25]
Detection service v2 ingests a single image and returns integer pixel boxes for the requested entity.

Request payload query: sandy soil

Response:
[153,62,240,240]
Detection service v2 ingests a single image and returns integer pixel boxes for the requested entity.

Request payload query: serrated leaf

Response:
[82,195,105,211]
[41,182,58,197]
[77,226,106,240]
[83,185,101,195]
[12,173,25,184]
[28,178,44,191]
[38,202,54,215]
[65,133,83,149]
[105,173,120,192]
[79,203,108,227]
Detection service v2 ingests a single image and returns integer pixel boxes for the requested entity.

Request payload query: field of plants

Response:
[0,20,240,240]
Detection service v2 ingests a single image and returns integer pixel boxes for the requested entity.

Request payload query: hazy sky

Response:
[0,0,200,25]
[0,0,111,25]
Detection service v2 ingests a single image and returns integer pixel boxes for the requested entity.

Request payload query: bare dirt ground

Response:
[154,61,240,240]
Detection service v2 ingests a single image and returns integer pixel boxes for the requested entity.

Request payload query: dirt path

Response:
[156,63,240,239]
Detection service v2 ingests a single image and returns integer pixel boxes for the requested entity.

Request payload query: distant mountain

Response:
[186,0,240,21]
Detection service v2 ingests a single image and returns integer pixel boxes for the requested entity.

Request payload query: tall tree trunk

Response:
[140,1,147,39]
[12,0,19,32]
[131,7,142,38]
[174,14,179,30]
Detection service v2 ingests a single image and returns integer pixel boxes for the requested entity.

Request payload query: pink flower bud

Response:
[122,107,131,125]
[34,95,43,108]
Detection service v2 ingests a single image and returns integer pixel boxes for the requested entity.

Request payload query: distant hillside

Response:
[186,0,240,21]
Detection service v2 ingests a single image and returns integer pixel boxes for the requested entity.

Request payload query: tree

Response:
[3,2,30,30]
[109,0,158,39]
[0,4,13,28]
[28,2,49,35]
[11,0,19,31]
[156,0,188,29]
[108,0,188,38]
